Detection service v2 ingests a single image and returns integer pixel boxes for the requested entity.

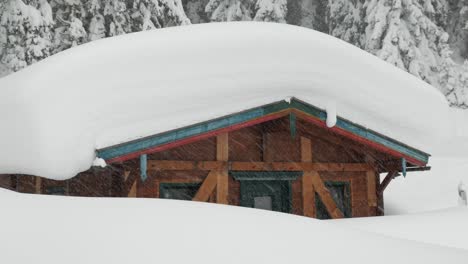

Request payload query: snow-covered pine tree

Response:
[0,1,8,77]
[439,33,461,105]
[205,0,255,21]
[0,0,53,72]
[448,60,468,108]
[130,0,190,31]
[86,0,106,41]
[103,0,132,36]
[364,0,449,86]
[156,0,191,26]
[447,0,468,61]
[52,0,87,52]
[184,0,210,24]
[329,0,365,48]
[0,1,6,57]
[285,0,327,32]
[253,0,287,23]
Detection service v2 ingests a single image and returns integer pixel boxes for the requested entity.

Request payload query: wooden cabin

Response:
[0,98,430,219]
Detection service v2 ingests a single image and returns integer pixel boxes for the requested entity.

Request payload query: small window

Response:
[159,183,202,200]
[45,186,66,195]
[316,182,351,219]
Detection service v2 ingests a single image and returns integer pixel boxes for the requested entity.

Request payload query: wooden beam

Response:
[302,172,315,217]
[310,171,344,219]
[35,177,41,194]
[229,162,372,172]
[148,160,373,172]
[148,160,223,171]
[216,133,229,204]
[378,170,398,195]
[367,170,377,208]
[193,170,218,202]
[301,137,315,217]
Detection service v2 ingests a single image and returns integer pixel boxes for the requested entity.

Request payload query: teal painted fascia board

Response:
[333,115,429,164]
[97,101,290,160]
[97,98,430,165]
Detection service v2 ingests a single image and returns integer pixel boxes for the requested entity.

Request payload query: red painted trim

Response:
[106,111,289,164]
[107,109,426,167]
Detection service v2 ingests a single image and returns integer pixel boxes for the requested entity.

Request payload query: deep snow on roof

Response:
[0,22,452,179]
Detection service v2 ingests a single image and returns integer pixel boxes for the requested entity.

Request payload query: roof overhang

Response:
[97,98,430,167]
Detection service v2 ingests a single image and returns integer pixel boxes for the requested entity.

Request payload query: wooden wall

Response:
[3,116,389,218]
[131,117,384,218]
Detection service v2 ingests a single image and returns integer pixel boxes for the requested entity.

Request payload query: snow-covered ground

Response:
[336,207,468,250]
[0,188,467,264]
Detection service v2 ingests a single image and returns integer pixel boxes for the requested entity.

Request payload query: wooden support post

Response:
[301,137,315,217]
[216,133,229,204]
[35,177,41,194]
[367,170,377,208]
[193,170,218,202]
[310,172,344,219]
[301,137,312,162]
[302,172,315,217]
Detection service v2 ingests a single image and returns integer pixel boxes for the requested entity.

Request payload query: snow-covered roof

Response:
[0,22,451,180]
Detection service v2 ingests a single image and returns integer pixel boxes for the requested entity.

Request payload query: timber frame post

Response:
[366,169,378,215]
[301,137,315,217]
[192,133,229,203]
[216,133,229,204]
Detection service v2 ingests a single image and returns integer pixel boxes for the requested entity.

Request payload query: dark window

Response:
[316,182,351,219]
[159,183,202,200]
[45,186,66,195]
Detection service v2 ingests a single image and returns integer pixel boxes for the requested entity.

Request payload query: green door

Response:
[239,180,291,213]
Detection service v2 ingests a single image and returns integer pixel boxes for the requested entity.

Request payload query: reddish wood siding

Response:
[6,116,387,218]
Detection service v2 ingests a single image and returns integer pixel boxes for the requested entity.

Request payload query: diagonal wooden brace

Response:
[309,171,344,219]
[192,170,218,202]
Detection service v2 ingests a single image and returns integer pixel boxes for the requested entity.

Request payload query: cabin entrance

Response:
[233,172,299,213]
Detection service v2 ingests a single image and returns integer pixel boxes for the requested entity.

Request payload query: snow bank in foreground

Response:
[0,22,453,179]
[384,156,468,214]
[0,189,466,264]
[335,207,468,250]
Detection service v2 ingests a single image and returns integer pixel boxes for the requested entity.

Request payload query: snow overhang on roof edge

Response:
[96,98,430,167]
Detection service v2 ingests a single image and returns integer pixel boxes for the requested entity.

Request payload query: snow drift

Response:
[335,206,468,250]
[0,189,467,264]
[0,22,452,179]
